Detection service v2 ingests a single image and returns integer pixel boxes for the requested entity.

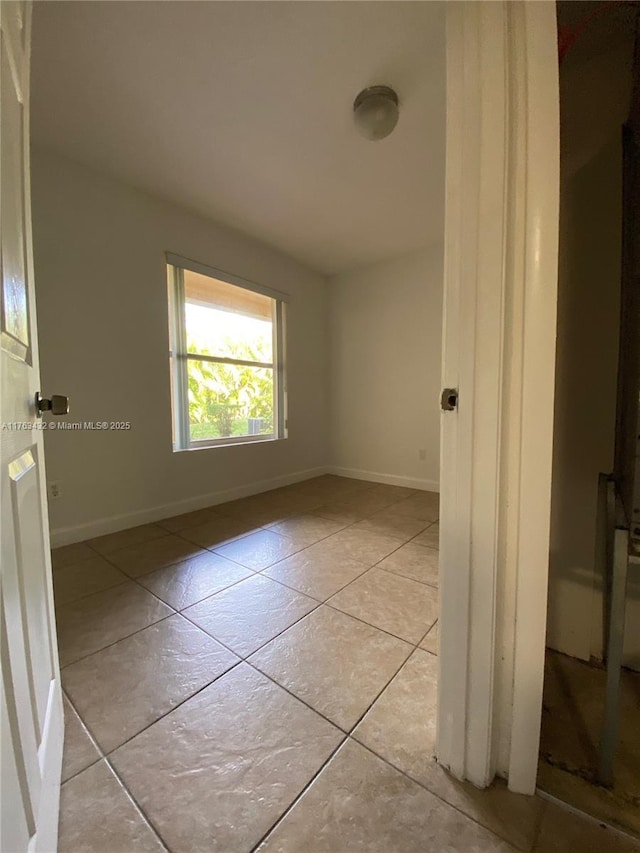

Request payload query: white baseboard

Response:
[49,466,329,547]
[326,465,439,493]
[50,464,440,547]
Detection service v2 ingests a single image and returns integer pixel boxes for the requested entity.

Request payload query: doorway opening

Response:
[540,1,640,836]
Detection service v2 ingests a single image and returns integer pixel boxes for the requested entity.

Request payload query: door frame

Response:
[437,1,560,794]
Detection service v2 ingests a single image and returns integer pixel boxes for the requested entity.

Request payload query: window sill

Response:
[173,435,286,452]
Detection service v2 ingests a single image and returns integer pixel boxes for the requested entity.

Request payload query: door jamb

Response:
[437,1,560,795]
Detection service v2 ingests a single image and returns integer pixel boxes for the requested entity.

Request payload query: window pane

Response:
[187,360,274,442]
[184,269,273,363]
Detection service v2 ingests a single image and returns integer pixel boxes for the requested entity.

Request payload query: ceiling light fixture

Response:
[353,85,399,141]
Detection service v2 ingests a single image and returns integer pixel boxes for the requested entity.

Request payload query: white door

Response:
[1,2,64,851]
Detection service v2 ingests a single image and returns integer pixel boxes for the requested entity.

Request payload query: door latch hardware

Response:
[440,388,458,412]
[35,392,69,417]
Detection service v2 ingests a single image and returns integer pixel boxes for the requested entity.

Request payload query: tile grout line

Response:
[69,594,420,778]
[61,690,171,853]
[58,525,407,678]
[350,737,531,853]
[247,735,349,853]
[98,655,246,758]
[247,642,438,853]
[193,510,381,573]
[101,751,173,853]
[60,687,104,784]
[374,562,439,589]
[60,540,435,673]
[55,486,434,668]
[55,480,442,851]
[59,611,177,671]
[81,586,426,762]
[323,600,437,648]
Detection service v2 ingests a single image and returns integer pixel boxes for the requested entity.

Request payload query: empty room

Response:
[2,2,638,853]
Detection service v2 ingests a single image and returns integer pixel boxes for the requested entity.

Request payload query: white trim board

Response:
[49,466,328,547]
[50,464,438,547]
[326,466,439,493]
[437,1,559,796]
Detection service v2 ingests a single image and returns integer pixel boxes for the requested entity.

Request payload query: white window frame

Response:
[167,254,288,451]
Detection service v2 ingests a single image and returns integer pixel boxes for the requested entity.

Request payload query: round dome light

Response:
[353,85,399,141]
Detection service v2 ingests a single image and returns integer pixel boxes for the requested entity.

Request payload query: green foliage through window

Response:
[186,315,274,441]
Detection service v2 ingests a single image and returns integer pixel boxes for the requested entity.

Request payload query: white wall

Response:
[548,46,639,670]
[327,246,443,490]
[32,150,329,545]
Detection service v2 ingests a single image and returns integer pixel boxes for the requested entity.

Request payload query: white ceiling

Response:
[31,1,446,275]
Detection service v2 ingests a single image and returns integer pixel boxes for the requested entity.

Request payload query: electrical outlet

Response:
[418,449,426,461]
[48,482,62,500]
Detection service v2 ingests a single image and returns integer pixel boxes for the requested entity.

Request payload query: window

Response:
[167,255,287,450]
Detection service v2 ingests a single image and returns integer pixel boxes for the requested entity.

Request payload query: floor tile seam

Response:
[245,639,479,852]
[60,686,105,784]
[373,562,439,590]
[405,535,440,552]
[246,734,349,853]
[263,517,362,546]
[168,607,250,659]
[204,531,311,571]
[178,595,324,662]
[60,752,103,787]
[59,611,180,671]
[256,559,376,604]
[244,658,351,735]
[349,737,528,853]
[182,524,274,552]
[54,574,132,609]
[56,510,429,669]
[385,508,439,524]
[219,569,326,604]
[144,564,260,611]
[50,488,377,571]
[261,513,350,534]
[92,656,246,758]
[420,647,438,658]
[62,682,179,853]
[54,480,399,566]
[417,620,439,646]
[96,553,189,612]
[342,643,421,738]
[309,499,411,525]
[173,570,321,621]
[72,621,347,759]
[98,548,256,620]
[84,525,169,558]
[96,545,207,586]
[323,598,433,648]
[105,530,201,560]
[66,645,523,853]
[383,535,428,561]
[100,750,173,853]
[51,550,113,573]
[240,607,418,731]
[353,513,432,536]
[202,516,374,571]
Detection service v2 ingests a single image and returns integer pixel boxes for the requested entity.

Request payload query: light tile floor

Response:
[53,475,639,852]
